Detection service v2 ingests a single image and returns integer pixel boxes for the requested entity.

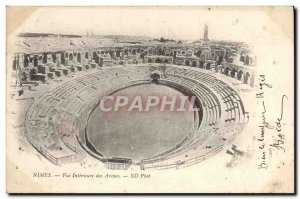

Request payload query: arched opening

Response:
[199,61,204,68]
[69,53,73,61]
[155,58,162,63]
[244,72,250,84]
[206,62,211,70]
[33,55,38,67]
[237,70,243,81]
[217,55,224,65]
[110,50,115,58]
[173,51,177,58]
[192,61,197,67]
[195,50,202,57]
[99,57,103,67]
[42,53,47,64]
[225,67,230,76]
[93,52,99,64]
[157,49,162,56]
[148,58,152,63]
[116,50,120,57]
[240,55,244,62]
[77,53,81,63]
[231,69,237,78]
[245,55,250,65]
[24,55,29,67]
[150,70,161,84]
[52,53,56,63]
[185,60,190,66]
[164,59,169,63]
[61,53,65,65]
[85,52,89,59]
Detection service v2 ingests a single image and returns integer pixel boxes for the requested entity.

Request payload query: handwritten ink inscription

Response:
[256,75,287,169]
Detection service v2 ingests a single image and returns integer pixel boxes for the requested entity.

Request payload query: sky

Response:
[14,7,274,42]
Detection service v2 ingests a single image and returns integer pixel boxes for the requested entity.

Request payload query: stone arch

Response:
[244,72,250,84]
[192,60,197,67]
[77,53,81,63]
[206,62,211,70]
[245,55,250,65]
[150,71,161,83]
[185,60,190,66]
[225,67,230,76]
[231,69,237,78]
[237,70,243,81]
[29,57,33,63]
[93,51,99,64]
[240,55,244,62]
[155,58,162,63]
[24,55,29,67]
[99,57,103,67]
[69,53,73,61]
[42,53,47,64]
[116,50,120,57]
[33,55,38,67]
[52,53,56,63]
[61,53,65,65]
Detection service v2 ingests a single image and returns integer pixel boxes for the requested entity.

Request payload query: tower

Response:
[203,23,209,41]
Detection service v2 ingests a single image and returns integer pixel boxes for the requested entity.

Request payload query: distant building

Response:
[203,23,209,42]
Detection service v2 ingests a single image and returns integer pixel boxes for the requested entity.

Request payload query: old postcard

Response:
[6,6,294,193]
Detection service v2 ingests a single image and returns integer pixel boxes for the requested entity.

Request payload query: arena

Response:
[8,30,255,170]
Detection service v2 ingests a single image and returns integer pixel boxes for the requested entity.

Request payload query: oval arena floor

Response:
[86,84,195,160]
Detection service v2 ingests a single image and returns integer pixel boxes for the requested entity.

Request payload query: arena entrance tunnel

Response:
[150,70,162,83]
